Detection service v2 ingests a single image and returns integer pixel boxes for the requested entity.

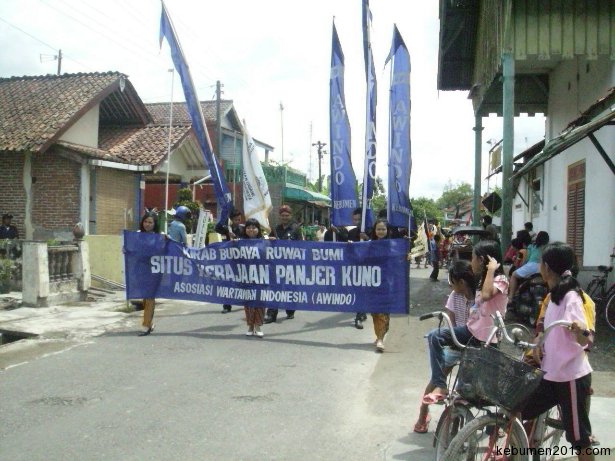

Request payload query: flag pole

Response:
[164,68,175,233]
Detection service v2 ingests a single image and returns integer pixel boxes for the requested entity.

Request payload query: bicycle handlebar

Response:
[419,311,467,349]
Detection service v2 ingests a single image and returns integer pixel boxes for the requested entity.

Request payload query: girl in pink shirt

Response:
[521,242,594,460]
[423,240,507,404]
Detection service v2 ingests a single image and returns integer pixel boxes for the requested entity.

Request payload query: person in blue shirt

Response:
[167,206,191,245]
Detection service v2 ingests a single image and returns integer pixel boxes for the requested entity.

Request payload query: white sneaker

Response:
[245,329,254,336]
[254,326,264,337]
[376,339,385,352]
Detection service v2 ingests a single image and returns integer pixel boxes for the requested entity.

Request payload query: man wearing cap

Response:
[264,205,304,324]
[0,214,19,239]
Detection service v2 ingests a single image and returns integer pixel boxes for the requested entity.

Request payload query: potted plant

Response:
[0,258,14,294]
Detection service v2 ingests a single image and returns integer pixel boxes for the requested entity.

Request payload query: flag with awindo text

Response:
[159,1,232,225]
[329,21,359,226]
[360,0,376,232]
[242,123,272,231]
[385,25,412,229]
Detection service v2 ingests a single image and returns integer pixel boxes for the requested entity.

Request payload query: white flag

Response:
[242,124,272,231]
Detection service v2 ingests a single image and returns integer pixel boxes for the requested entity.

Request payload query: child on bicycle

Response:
[521,242,594,460]
[423,240,508,404]
[413,260,476,433]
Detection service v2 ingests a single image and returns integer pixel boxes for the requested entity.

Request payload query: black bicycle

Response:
[585,262,615,330]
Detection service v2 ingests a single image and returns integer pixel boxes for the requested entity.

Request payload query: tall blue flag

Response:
[385,25,412,228]
[159,1,232,225]
[329,22,359,226]
[361,0,376,232]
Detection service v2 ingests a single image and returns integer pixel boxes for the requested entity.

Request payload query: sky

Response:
[0,0,545,200]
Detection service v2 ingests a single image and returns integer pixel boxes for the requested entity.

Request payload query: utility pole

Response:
[57,49,62,75]
[279,102,284,162]
[216,80,223,155]
[312,141,327,192]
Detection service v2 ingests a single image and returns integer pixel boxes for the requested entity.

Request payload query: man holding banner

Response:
[264,205,304,324]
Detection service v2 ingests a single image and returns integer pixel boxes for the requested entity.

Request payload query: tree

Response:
[436,181,474,219]
[410,197,441,223]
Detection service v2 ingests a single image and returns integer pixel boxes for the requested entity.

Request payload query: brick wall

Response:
[31,153,80,236]
[94,168,136,235]
[0,153,26,237]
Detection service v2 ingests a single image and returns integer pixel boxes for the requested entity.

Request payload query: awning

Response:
[512,107,615,178]
[283,183,331,206]
[486,139,545,179]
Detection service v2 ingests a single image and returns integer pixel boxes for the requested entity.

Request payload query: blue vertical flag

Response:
[360,0,376,232]
[385,25,412,228]
[329,22,359,226]
[159,1,232,225]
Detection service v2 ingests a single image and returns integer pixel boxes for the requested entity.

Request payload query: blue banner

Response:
[159,2,232,225]
[124,232,409,314]
[361,0,376,232]
[329,22,359,226]
[385,25,412,228]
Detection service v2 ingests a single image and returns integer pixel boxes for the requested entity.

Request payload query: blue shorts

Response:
[514,261,540,279]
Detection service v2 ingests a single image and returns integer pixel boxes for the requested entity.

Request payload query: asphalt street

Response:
[1,268,613,460]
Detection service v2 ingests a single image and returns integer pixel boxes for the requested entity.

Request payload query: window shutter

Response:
[566,161,585,263]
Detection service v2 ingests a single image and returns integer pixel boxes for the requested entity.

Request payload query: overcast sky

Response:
[0,0,545,199]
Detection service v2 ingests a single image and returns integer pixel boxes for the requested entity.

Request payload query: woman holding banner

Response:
[370,219,391,352]
[243,218,266,337]
[137,210,162,336]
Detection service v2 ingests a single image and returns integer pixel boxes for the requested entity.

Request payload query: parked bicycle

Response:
[585,261,615,330]
[419,311,532,459]
[440,316,575,461]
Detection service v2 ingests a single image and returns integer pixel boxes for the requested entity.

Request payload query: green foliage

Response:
[436,181,474,218]
[174,187,201,232]
[0,258,14,281]
[410,197,441,222]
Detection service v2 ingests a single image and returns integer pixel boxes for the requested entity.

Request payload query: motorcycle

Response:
[509,273,548,326]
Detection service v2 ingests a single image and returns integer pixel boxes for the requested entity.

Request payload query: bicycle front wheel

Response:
[433,402,474,460]
[605,292,615,331]
[441,413,529,461]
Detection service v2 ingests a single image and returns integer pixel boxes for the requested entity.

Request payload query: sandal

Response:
[422,391,447,405]
[413,415,431,433]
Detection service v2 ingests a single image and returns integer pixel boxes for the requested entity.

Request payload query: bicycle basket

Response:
[457,346,544,412]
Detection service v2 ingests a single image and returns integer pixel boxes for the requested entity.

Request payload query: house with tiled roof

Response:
[0,72,206,239]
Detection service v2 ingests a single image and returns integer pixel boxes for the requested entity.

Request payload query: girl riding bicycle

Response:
[413,260,476,433]
[423,240,508,404]
[521,242,595,460]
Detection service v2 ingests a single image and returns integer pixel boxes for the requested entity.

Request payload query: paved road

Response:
[1,269,613,460]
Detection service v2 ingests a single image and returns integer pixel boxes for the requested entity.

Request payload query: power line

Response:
[0,15,94,71]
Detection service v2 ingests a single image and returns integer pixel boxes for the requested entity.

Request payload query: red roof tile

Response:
[146,100,234,125]
[0,72,150,153]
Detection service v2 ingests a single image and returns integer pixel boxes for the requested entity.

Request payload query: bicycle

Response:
[440,316,573,461]
[418,311,533,459]
[585,261,615,330]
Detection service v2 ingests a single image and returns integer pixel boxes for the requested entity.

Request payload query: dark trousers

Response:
[429,261,439,280]
[266,308,294,320]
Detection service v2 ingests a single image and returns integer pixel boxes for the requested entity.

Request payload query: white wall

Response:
[542,56,615,267]
[59,103,100,147]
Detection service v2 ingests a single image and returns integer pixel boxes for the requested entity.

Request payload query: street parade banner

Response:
[385,25,413,229]
[241,122,272,231]
[360,0,376,232]
[159,2,233,225]
[329,21,359,226]
[124,231,409,314]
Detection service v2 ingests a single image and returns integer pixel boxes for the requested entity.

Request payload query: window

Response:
[566,161,585,263]
[528,166,543,217]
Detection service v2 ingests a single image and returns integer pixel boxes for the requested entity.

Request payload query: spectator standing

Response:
[264,205,304,324]
[0,214,19,239]
[429,234,442,281]
[167,206,191,245]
